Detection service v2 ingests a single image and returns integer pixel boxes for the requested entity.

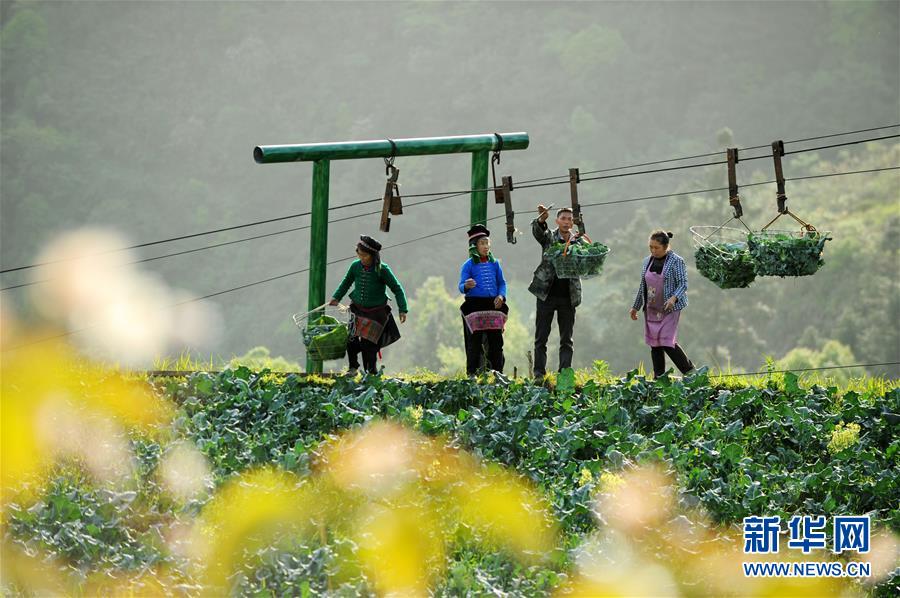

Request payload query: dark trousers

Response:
[463,322,504,375]
[347,337,379,373]
[650,343,694,378]
[533,296,576,377]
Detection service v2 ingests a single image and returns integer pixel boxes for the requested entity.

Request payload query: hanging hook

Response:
[384,138,397,175]
[727,147,743,218]
[491,133,505,204]
[569,167,586,235]
[500,175,516,244]
[772,140,788,214]
[492,132,504,163]
[761,140,817,234]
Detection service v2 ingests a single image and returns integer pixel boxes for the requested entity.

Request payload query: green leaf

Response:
[783,372,801,395]
[556,367,575,398]
[722,443,743,463]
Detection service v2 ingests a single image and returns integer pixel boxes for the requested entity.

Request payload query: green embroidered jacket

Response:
[332,260,409,313]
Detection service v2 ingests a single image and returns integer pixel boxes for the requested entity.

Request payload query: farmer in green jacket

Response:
[329,235,408,374]
[528,205,587,379]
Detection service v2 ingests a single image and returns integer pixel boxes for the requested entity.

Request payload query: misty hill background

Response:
[2,1,898,376]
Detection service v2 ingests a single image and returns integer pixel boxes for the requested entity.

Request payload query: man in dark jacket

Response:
[528,205,586,379]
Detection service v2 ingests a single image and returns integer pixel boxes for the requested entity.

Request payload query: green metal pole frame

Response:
[255,133,528,163]
[307,159,330,373]
[470,150,489,226]
[254,132,529,374]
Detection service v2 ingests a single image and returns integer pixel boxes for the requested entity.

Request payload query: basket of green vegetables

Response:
[545,235,610,279]
[292,307,349,361]
[691,226,757,289]
[747,229,830,277]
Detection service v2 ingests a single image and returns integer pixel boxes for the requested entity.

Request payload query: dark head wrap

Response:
[466,225,495,263]
[357,235,382,269]
[467,224,490,246]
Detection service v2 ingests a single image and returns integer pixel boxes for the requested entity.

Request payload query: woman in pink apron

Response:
[629,230,695,378]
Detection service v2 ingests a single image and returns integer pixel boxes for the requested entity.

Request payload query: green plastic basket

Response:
[548,242,610,279]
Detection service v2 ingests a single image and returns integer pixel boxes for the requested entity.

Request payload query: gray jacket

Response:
[527,218,585,307]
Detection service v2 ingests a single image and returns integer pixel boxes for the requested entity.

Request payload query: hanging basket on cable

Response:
[691,225,757,289]
[747,139,832,278]
[748,224,830,278]
[545,233,610,279]
[690,149,756,289]
[292,306,349,361]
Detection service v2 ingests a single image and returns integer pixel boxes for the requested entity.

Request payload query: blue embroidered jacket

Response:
[458,259,507,299]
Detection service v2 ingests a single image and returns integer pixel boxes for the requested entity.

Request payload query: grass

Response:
[140,352,896,397]
[151,350,222,372]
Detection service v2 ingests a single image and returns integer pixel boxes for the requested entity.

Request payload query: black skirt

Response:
[349,302,401,349]
[460,296,509,317]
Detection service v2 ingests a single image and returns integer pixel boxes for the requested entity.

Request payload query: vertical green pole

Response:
[470,150,488,226]
[306,159,330,373]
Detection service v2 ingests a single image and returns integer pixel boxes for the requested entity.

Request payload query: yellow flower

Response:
[827,422,860,454]
[1,339,172,500]
[578,467,594,486]
[598,471,625,492]
[191,468,315,594]
[455,464,558,562]
[406,404,424,425]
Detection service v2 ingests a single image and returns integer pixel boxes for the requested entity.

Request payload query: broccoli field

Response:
[4,367,898,596]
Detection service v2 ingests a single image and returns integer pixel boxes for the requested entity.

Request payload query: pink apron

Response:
[644,266,680,347]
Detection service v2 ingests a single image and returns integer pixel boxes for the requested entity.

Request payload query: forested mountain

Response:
[2,1,897,376]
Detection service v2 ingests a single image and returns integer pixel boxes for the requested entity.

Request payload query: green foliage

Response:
[6,471,167,573]
[400,276,470,375]
[695,242,756,289]
[778,339,865,384]
[748,232,830,277]
[232,539,372,596]
[229,346,301,373]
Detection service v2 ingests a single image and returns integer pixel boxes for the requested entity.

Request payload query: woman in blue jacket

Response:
[459,225,508,375]
[629,230,695,378]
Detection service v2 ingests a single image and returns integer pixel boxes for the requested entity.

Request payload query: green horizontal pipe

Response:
[254,132,529,164]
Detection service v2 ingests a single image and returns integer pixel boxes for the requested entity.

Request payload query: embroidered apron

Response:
[460,296,509,333]
[643,265,680,347]
[349,302,400,348]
